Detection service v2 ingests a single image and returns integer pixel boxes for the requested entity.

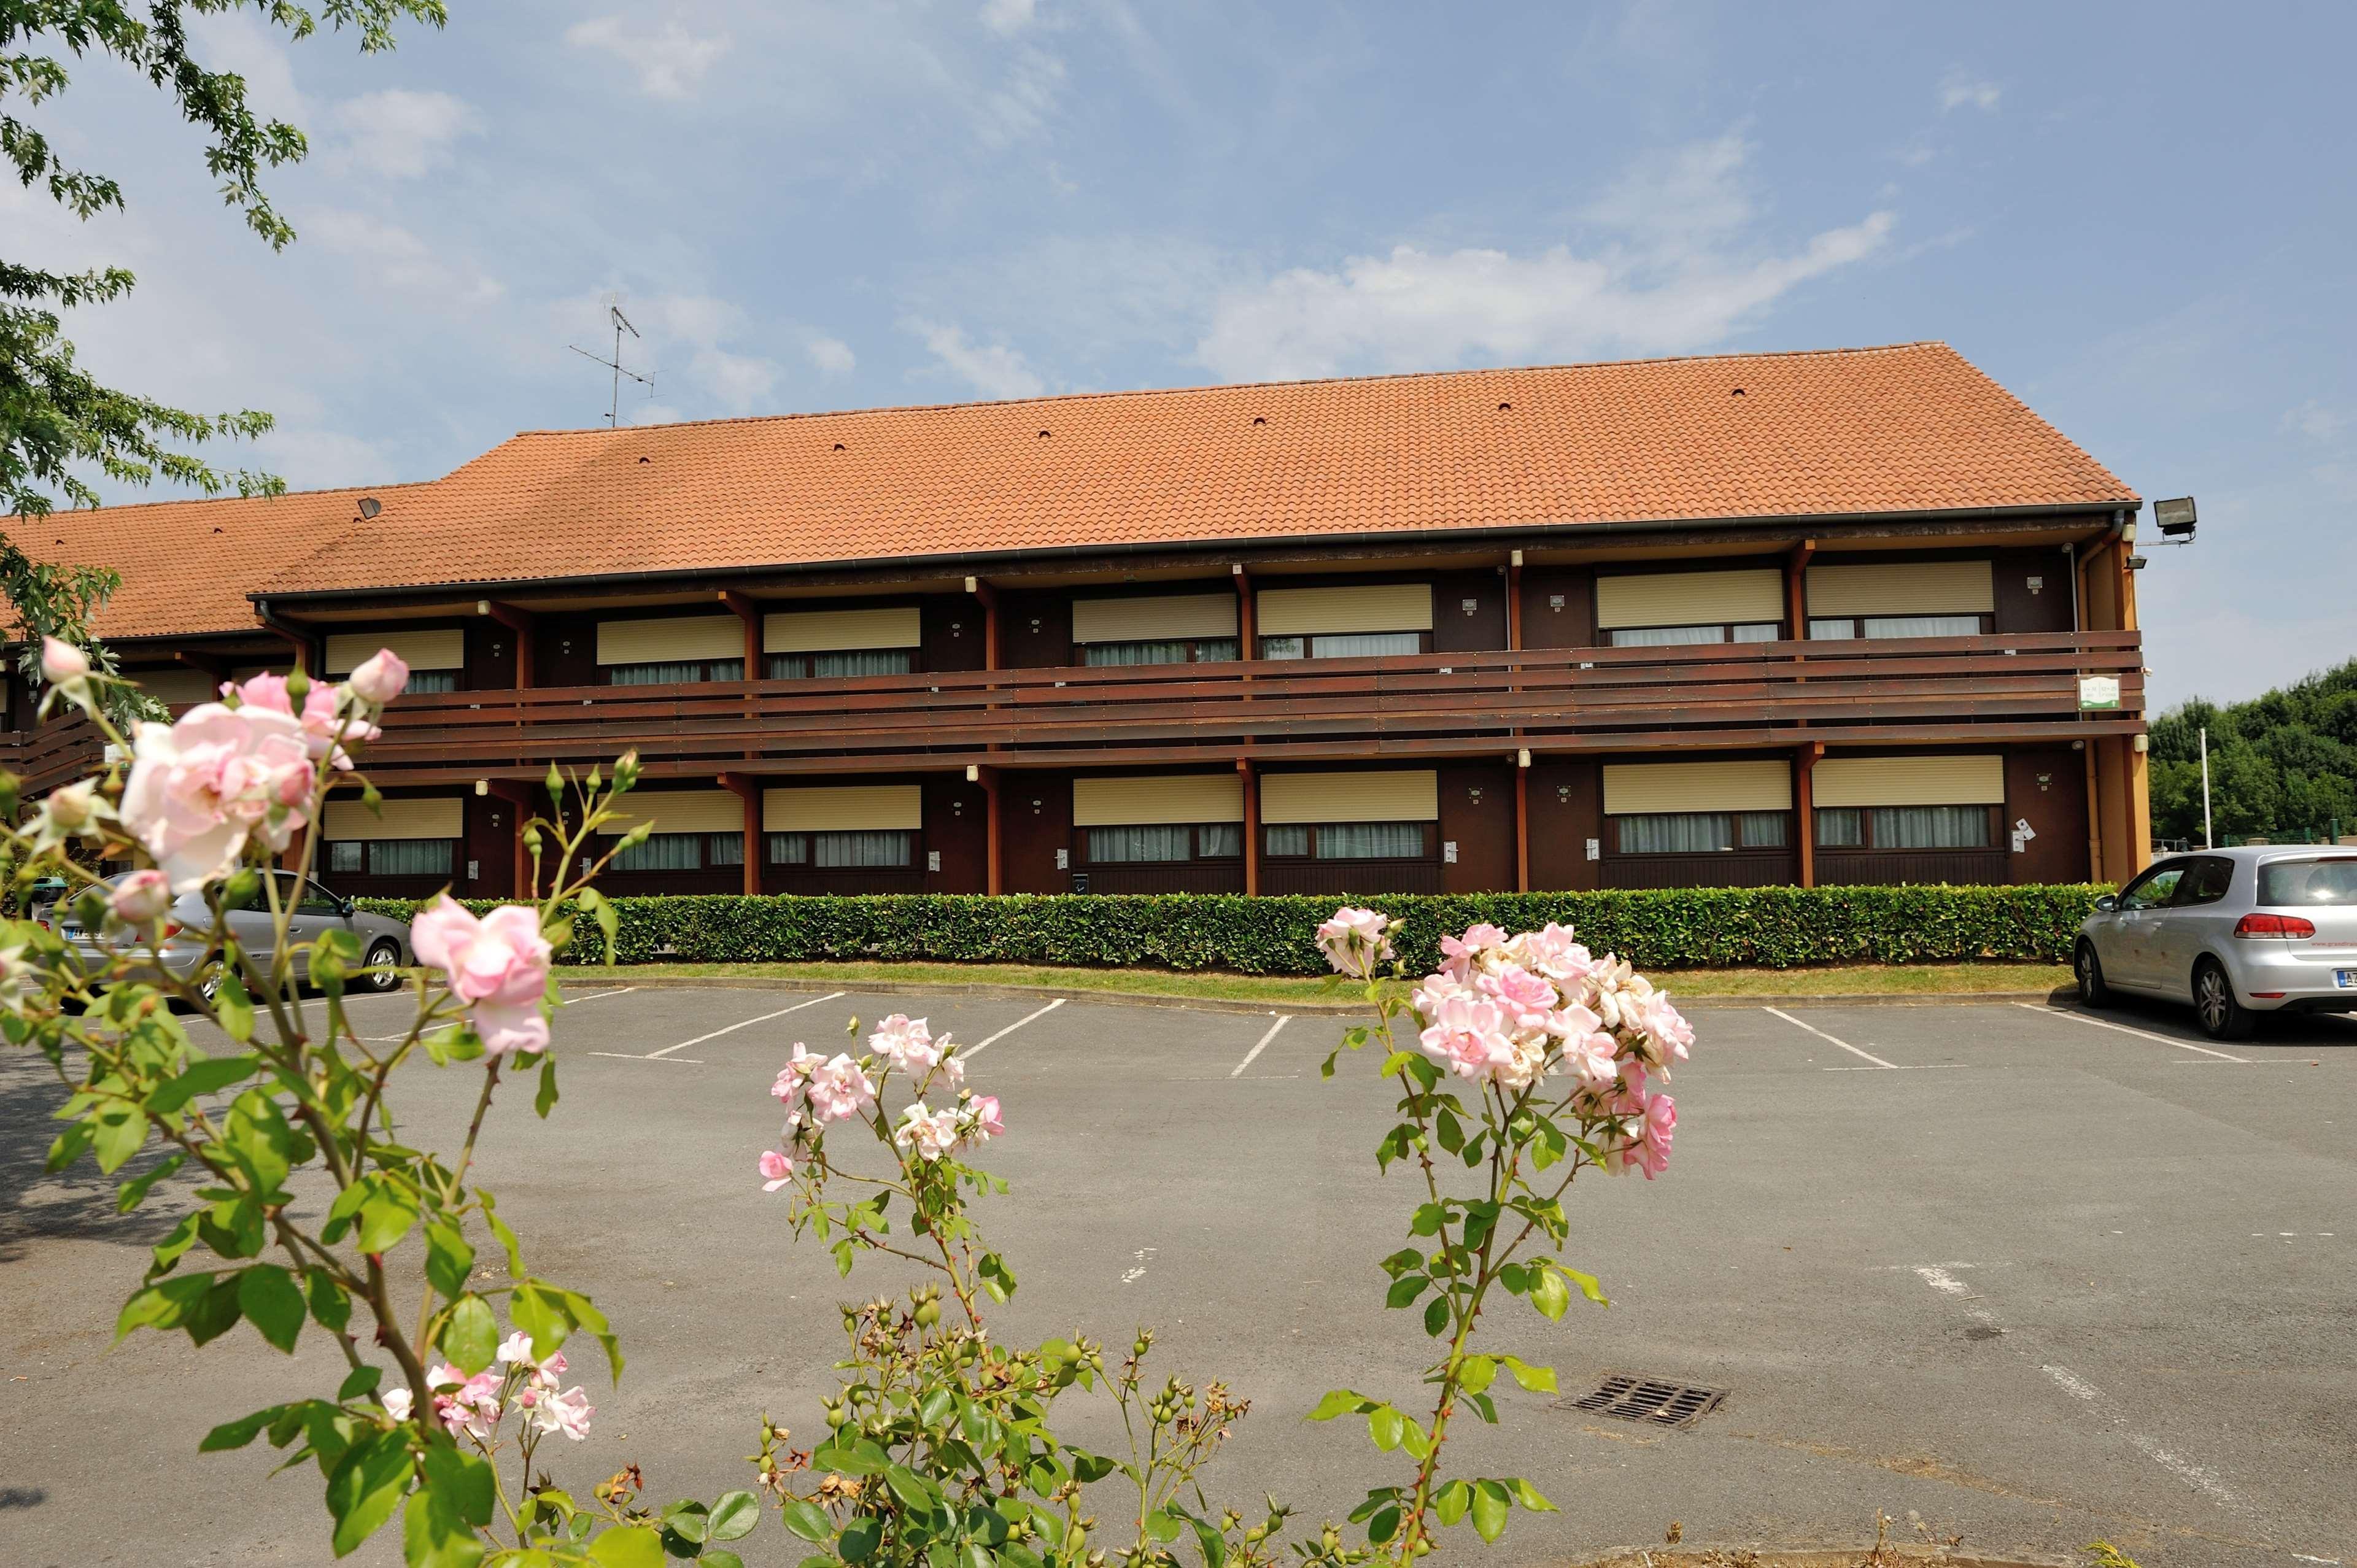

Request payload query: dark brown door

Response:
[2007,747,2091,882]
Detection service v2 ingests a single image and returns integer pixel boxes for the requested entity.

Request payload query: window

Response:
[1808,614,1989,641]
[768,833,809,865]
[1083,824,1244,863]
[1606,622,1784,647]
[1082,638,1240,667]
[1258,631,1425,660]
[608,658,745,686]
[1262,822,1431,860]
[1615,812,1789,854]
[324,840,454,876]
[708,832,745,867]
[613,833,704,872]
[2117,863,2186,911]
[2258,857,2357,906]
[815,830,913,868]
[765,649,914,680]
[1816,805,1995,851]
[2175,857,2235,906]
[404,669,459,695]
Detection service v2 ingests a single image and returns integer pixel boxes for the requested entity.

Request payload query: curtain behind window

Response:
[1617,813,1733,853]
[371,839,454,876]
[1869,806,1991,848]
[1861,616,1981,639]
[1083,641,1190,667]
[614,833,702,871]
[403,670,459,694]
[1087,825,1192,862]
[1318,822,1423,859]
[1609,625,1726,647]
[1310,632,1422,658]
[815,830,912,868]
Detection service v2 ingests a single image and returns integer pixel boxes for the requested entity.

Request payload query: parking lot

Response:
[2,983,2351,1567]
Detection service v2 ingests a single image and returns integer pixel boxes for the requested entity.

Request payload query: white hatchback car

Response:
[2075,846,2357,1039]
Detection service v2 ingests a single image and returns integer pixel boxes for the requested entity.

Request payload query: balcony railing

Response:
[360,630,2144,782]
[0,631,2145,792]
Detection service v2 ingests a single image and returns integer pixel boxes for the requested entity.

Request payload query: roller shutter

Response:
[1261,769,1438,825]
[1806,560,1994,617]
[1603,759,1792,815]
[1595,569,1784,630]
[762,784,924,832]
[764,606,922,654]
[1256,582,1433,636]
[1814,754,2004,808]
[597,615,741,665]
[1070,593,1237,644]
[596,789,745,836]
[1072,773,1243,827]
[138,668,221,706]
[324,797,463,841]
[325,627,465,674]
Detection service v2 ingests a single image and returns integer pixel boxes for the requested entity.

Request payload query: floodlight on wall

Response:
[2153,495,2197,539]
[357,496,382,520]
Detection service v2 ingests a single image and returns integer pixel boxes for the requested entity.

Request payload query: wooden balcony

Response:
[353,630,2145,784]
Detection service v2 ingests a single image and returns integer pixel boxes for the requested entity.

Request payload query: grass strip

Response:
[552,959,2070,1005]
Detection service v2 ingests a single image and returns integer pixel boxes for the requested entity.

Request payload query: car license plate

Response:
[2339,970,2357,989]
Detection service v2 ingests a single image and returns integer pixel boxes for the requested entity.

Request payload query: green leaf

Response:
[1469,1480,1509,1543]
[1510,1477,1557,1513]
[424,1221,476,1302]
[325,1427,412,1557]
[147,1053,260,1113]
[421,1444,495,1528]
[587,1525,667,1568]
[1368,1505,1401,1545]
[1431,1480,1471,1527]
[238,1264,306,1353]
[309,1267,353,1333]
[1422,1293,1451,1337]
[1559,1265,1610,1307]
[703,1554,745,1568]
[441,1294,498,1375]
[215,970,256,1042]
[338,1365,383,1401]
[535,1056,560,1119]
[1530,1267,1570,1322]
[115,1152,185,1213]
[780,1498,833,1543]
[1305,1389,1373,1422]
[837,1517,881,1562]
[1366,1405,1404,1452]
[357,1184,420,1255]
[1500,1355,1557,1394]
[403,1486,487,1568]
[664,1498,710,1544]
[1384,1275,1430,1310]
[708,1490,759,1543]
[201,1404,290,1452]
[91,1104,146,1175]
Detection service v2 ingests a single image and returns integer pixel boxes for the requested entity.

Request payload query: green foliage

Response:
[2148,659,2357,844]
[355,884,2110,975]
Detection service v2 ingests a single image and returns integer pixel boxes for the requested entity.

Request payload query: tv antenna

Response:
[569,301,655,427]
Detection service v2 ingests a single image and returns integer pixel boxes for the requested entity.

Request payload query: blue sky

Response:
[13,1,2353,709]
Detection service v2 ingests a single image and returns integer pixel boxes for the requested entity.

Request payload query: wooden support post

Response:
[1506,552,1523,651]
[482,779,538,900]
[1795,742,1822,889]
[2083,740,2104,883]
[1513,749,1530,893]
[967,578,999,671]
[971,763,1001,895]
[719,590,762,677]
[1232,564,1254,660]
[718,772,762,896]
[1785,539,1814,636]
[1239,757,1258,897]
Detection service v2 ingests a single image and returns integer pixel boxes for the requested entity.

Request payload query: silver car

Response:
[43,870,415,999]
[2075,846,2357,1040]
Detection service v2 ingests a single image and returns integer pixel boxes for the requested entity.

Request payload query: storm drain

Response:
[1557,1373,1727,1429]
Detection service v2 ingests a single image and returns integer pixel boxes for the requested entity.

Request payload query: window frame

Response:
[1603,620,1786,649]
[1080,637,1242,668]
[323,838,459,878]
[1256,630,1432,661]
[402,668,460,695]
[764,829,918,870]
[763,647,918,681]
[605,657,746,686]
[1260,821,1437,862]
[1805,612,1994,642]
[1608,810,1791,855]
[1078,822,1246,866]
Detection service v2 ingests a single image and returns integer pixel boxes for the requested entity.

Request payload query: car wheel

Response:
[2073,940,2113,1008]
[363,940,404,994]
[196,967,223,1005]
[2193,959,2256,1041]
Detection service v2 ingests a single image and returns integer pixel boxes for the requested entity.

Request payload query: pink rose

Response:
[348,649,410,706]
[967,1094,1004,1142]
[1417,992,1512,1084]
[223,674,377,770]
[109,868,174,928]
[409,895,552,1057]
[893,1102,962,1161]
[1512,923,1595,986]
[1635,991,1693,1066]
[532,1385,594,1441]
[120,703,318,893]
[40,636,90,687]
[1478,962,1558,1024]
[1316,906,1393,978]
[871,1013,942,1075]
[1552,1001,1620,1085]
[803,1054,877,1122]
[759,1149,794,1191]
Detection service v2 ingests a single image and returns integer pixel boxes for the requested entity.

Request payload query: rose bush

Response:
[6,662,1693,1567]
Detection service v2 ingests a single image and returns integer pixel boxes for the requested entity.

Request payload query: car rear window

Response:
[2258,857,2357,906]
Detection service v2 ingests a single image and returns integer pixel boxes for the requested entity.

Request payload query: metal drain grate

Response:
[1557,1373,1727,1429]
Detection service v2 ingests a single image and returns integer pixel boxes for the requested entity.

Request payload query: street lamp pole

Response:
[2200,725,2213,849]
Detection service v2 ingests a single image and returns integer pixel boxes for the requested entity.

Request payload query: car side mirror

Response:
[339,898,357,919]
[2093,894,2118,913]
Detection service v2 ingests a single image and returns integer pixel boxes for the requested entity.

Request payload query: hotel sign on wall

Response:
[2077,675,2123,710]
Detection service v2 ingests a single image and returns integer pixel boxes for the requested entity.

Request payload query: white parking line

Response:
[589,1052,701,1064]
[645,991,846,1060]
[562,986,638,1006]
[1230,1015,1292,1077]
[960,998,1064,1059]
[2010,1002,2248,1063]
[1762,1006,1901,1069]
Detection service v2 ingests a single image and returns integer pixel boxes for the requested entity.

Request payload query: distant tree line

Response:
[2148,658,2357,846]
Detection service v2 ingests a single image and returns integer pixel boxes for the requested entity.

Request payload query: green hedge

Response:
[354,885,2107,975]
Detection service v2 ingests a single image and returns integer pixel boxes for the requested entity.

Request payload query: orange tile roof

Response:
[28,343,2134,639]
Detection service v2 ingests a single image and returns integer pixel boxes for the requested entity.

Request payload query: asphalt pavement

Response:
[1,982,2350,1567]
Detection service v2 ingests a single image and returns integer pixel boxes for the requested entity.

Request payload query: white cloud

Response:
[807,336,857,375]
[331,90,482,179]
[1195,134,1895,381]
[980,0,1039,36]
[2285,400,2352,441]
[253,427,397,489]
[692,348,781,413]
[629,403,687,428]
[910,320,1047,399]
[306,209,505,303]
[1939,69,2001,112]
[975,45,1066,148]
[566,16,730,101]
